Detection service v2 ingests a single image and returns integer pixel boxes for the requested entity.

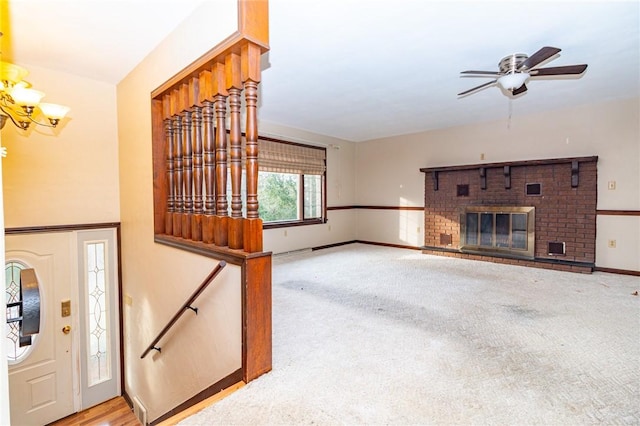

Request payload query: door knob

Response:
[62,325,71,334]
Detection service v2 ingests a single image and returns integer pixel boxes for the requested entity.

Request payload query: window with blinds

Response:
[256,136,326,226]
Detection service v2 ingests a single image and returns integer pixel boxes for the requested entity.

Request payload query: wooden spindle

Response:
[244,86,259,219]
[182,110,193,240]
[192,105,204,241]
[227,52,244,249]
[202,100,215,243]
[214,93,229,246]
[172,114,183,237]
[164,116,174,236]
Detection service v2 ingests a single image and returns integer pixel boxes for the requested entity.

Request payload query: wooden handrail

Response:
[141,260,227,359]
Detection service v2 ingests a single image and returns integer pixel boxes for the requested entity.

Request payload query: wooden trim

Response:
[152,98,167,235]
[357,240,422,251]
[121,390,133,409]
[596,210,640,216]
[5,222,121,235]
[263,218,325,229]
[151,34,269,98]
[312,240,358,251]
[312,240,420,251]
[242,255,272,382]
[238,0,269,45]
[420,156,598,174]
[594,266,640,276]
[155,381,245,426]
[155,234,271,266]
[116,226,125,399]
[327,205,424,211]
[151,368,243,425]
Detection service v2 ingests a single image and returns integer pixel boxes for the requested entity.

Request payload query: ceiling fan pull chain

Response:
[507,98,513,129]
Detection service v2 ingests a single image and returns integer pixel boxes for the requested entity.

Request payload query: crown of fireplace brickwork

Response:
[420,156,598,273]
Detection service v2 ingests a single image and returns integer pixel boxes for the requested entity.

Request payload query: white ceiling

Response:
[4,0,640,142]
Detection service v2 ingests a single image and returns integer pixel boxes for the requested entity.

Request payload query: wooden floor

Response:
[46,381,244,426]
[47,396,140,426]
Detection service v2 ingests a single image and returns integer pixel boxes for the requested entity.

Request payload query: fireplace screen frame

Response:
[460,206,535,259]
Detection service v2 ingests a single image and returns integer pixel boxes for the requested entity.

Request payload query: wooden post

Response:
[163,95,174,236]
[242,43,263,252]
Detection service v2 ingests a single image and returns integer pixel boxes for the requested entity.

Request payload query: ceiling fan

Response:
[458,46,588,97]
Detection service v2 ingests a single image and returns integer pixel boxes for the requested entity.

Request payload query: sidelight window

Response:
[84,241,111,386]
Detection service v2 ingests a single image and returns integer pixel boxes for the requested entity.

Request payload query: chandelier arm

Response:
[25,113,56,128]
[0,103,56,129]
[0,104,27,128]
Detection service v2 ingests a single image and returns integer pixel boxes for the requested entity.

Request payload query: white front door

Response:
[6,228,121,425]
[6,232,75,426]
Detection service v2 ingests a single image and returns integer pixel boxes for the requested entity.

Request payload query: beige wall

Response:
[354,97,640,271]
[2,65,120,227]
[116,0,241,422]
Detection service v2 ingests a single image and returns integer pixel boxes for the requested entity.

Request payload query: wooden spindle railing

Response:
[153,40,265,253]
[150,0,272,389]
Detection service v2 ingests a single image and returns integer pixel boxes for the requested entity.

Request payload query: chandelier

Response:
[0,60,70,130]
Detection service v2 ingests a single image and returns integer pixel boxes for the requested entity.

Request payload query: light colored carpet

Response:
[180,243,640,425]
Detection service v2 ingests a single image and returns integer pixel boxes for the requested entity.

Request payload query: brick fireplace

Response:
[420,156,598,273]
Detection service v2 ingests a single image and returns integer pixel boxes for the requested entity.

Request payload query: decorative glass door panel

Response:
[85,241,111,386]
[77,229,120,410]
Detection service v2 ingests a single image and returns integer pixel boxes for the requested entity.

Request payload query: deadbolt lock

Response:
[61,299,71,317]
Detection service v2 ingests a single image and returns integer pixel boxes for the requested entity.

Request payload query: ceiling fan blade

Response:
[518,46,561,71]
[511,84,528,96]
[530,64,588,76]
[461,70,501,76]
[458,80,497,96]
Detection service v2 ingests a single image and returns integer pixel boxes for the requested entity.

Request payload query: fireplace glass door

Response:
[462,206,534,258]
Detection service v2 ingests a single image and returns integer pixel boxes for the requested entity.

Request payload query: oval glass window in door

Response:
[5,261,40,363]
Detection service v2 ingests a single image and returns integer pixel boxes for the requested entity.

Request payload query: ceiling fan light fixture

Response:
[497,72,529,91]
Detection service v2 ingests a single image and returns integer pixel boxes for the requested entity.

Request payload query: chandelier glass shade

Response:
[0,60,70,130]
